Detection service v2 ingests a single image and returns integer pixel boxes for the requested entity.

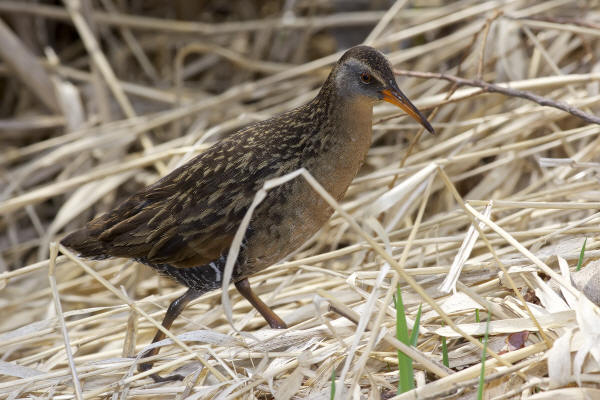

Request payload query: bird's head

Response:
[331,45,434,134]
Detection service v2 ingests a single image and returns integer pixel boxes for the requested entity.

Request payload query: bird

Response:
[61,45,434,382]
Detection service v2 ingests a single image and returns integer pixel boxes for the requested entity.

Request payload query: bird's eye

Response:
[360,72,372,84]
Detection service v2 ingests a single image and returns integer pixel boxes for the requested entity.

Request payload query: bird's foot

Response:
[149,372,185,383]
[139,361,185,383]
[266,313,287,329]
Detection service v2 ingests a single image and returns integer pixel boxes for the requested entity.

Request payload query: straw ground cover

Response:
[1,0,600,398]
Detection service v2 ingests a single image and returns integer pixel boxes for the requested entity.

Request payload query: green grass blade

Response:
[476,309,481,342]
[410,304,422,347]
[576,237,587,271]
[441,335,449,367]
[477,311,492,400]
[330,368,336,400]
[395,285,414,393]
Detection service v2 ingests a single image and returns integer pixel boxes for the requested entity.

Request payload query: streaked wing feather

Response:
[63,106,315,269]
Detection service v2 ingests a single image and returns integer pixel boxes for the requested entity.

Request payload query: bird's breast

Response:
[308,100,373,198]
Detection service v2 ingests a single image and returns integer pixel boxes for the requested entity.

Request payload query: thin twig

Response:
[395,69,600,125]
[48,243,83,400]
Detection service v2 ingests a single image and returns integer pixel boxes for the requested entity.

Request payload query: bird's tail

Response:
[60,228,109,259]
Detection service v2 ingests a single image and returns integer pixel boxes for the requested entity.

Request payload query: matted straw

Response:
[1,1,600,399]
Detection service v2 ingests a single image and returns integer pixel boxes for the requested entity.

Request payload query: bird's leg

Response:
[138,288,201,382]
[234,278,287,329]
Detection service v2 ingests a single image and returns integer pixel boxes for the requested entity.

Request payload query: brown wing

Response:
[62,131,266,267]
[61,105,318,268]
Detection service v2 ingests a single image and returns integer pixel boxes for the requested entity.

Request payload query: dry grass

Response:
[1,0,600,399]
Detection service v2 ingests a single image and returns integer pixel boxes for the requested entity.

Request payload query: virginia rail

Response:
[61,45,434,381]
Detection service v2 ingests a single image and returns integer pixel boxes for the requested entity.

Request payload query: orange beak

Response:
[381,88,434,134]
